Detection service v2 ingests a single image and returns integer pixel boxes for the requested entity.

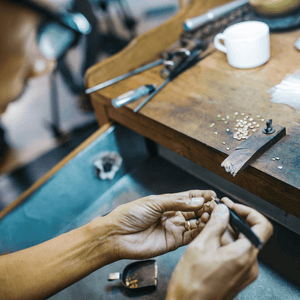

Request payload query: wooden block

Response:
[221,123,286,177]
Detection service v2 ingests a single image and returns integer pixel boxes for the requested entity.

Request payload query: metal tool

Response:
[108,260,157,290]
[85,59,164,94]
[183,0,249,32]
[133,43,214,113]
[111,84,156,108]
[212,197,263,249]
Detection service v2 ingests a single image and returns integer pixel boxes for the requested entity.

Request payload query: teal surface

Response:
[0,125,148,253]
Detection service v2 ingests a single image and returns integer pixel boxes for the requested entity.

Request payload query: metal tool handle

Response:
[133,79,170,113]
[112,84,156,108]
[183,0,249,32]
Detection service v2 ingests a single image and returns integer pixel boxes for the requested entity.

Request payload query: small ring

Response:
[187,220,191,231]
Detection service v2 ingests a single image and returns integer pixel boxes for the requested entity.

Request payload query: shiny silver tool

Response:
[85,59,164,94]
[183,0,249,32]
[111,84,156,108]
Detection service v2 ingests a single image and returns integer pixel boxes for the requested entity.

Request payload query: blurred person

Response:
[0,1,273,299]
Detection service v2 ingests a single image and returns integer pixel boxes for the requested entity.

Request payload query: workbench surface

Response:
[86,0,300,218]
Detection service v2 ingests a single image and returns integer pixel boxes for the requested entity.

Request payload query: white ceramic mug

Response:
[214,21,270,69]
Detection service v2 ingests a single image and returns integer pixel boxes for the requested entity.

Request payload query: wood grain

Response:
[221,124,286,177]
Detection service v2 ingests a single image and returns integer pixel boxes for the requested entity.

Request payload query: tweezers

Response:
[211,197,263,250]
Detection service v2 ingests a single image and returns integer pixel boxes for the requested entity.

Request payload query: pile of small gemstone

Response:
[232,112,265,140]
[209,112,267,151]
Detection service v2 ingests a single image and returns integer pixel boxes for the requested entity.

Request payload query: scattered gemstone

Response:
[226,128,230,132]
[226,115,230,119]
[235,112,238,115]
[256,124,260,127]
[257,115,260,118]
[252,129,257,132]
[253,121,257,125]
[276,157,280,160]
[224,121,228,124]
[226,147,230,151]
[241,113,245,116]
[272,158,276,161]
[249,118,253,121]
[222,141,226,145]
[278,165,283,170]
[261,118,265,121]
[214,132,218,135]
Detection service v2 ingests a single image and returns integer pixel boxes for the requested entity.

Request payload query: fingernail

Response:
[192,197,204,206]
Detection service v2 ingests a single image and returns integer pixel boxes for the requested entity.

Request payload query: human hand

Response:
[166,198,273,300]
[102,190,216,261]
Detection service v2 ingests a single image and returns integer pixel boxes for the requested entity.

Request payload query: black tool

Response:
[211,197,263,250]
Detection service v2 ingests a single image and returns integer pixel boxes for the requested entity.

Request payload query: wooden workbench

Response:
[86,0,300,219]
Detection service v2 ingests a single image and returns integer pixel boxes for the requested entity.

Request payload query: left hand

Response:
[103,190,216,261]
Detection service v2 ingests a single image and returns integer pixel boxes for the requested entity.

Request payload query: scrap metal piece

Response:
[93,151,123,180]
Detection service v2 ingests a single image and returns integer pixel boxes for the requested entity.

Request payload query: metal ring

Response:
[187,220,191,231]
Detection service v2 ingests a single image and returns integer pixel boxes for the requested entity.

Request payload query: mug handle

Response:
[214,33,227,53]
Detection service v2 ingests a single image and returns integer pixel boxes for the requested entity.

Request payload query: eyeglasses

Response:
[8,0,92,60]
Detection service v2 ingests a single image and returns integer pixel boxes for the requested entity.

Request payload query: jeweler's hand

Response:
[104,190,216,261]
[166,198,273,300]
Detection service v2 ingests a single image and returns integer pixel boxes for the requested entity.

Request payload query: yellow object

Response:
[249,0,300,16]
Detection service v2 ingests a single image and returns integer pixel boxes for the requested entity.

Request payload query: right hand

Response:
[166,198,273,300]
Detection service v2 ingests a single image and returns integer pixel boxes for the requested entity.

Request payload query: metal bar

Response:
[183,0,249,32]
[85,58,164,94]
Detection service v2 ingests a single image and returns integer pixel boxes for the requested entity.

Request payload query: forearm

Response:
[0,216,116,300]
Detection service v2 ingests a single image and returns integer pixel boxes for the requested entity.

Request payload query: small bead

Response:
[237,137,242,140]
[226,128,230,132]
[226,115,230,119]
[253,121,257,125]
[252,129,257,132]
[241,113,245,116]
[257,115,260,118]
[256,124,260,127]
[222,141,226,145]
[226,147,230,151]
[249,117,253,121]
[214,132,218,135]
[224,121,228,124]
[261,118,265,121]
[222,118,226,121]
[278,165,283,170]
[235,112,238,115]
[276,157,280,160]
[272,157,276,161]
[217,114,221,118]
